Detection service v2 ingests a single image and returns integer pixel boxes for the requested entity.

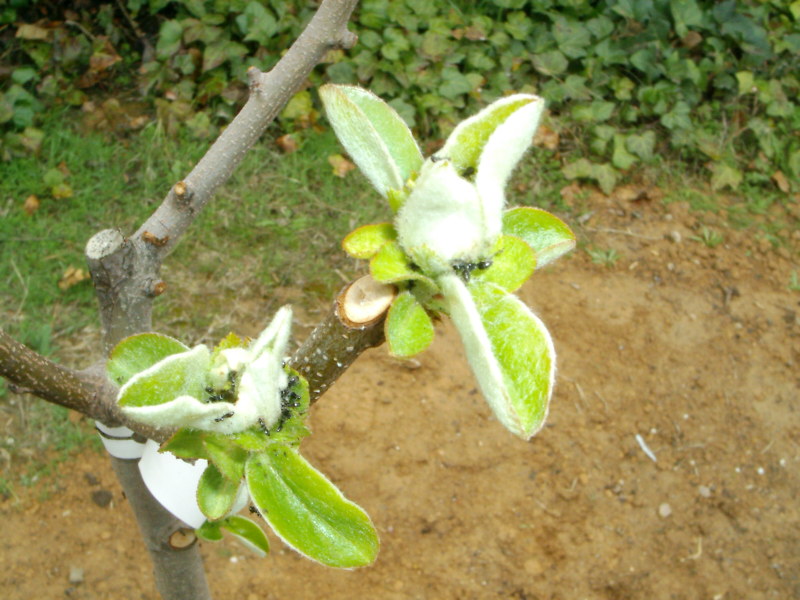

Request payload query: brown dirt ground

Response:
[1,191,799,599]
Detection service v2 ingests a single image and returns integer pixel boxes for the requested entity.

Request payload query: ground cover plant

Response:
[2,0,798,196]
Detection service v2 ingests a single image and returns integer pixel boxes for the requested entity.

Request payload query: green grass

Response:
[691,226,725,248]
[587,247,620,267]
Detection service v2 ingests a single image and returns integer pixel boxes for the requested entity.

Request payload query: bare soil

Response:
[2,192,799,599]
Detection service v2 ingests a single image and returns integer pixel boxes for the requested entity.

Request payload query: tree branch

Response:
[83,0,360,352]
[290,276,394,403]
[0,328,171,440]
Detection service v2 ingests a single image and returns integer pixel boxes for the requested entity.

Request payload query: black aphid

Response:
[452,258,493,282]
[214,411,234,422]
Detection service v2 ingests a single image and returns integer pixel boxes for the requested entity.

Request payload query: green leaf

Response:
[342,223,397,259]
[532,50,568,76]
[320,84,423,198]
[562,159,618,195]
[438,95,543,179]
[710,162,743,191]
[204,437,247,483]
[107,333,189,386]
[661,101,692,131]
[625,131,656,161]
[197,463,240,521]
[505,11,533,41]
[246,447,379,568]
[117,345,210,408]
[438,67,473,100]
[572,101,614,123]
[370,241,432,285]
[553,17,591,59]
[473,235,536,293]
[202,41,247,73]
[196,520,223,542]
[236,1,277,46]
[670,0,705,38]
[280,90,314,121]
[502,208,575,268]
[612,134,637,170]
[221,515,270,557]
[156,20,183,60]
[385,291,434,357]
[161,428,211,460]
[440,275,555,439]
[229,429,271,453]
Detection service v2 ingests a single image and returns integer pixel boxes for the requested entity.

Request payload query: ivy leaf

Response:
[612,134,638,170]
[202,41,248,73]
[156,20,183,60]
[107,333,189,386]
[502,207,575,269]
[197,463,241,521]
[532,50,568,76]
[553,17,591,59]
[625,131,656,161]
[562,158,618,194]
[440,275,555,440]
[710,162,743,191]
[246,447,379,568]
[221,515,270,557]
[385,291,434,357]
[320,84,423,198]
[342,223,397,259]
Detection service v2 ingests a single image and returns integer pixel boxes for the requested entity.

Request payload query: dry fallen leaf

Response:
[23,195,40,215]
[58,266,90,291]
[276,134,299,154]
[328,154,356,178]
[533,124,559,151]
[772,170,790,193]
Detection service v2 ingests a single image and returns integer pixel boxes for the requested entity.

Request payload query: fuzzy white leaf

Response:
[396,160,497,274]
[119,307,294,434]
[122,395,246,433]
[475,96,544,216]
[440,273,555,439]
[320,85,422,198]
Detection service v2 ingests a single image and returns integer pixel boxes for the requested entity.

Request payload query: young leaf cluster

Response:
[322,84,575,439]
[106,318,379,569]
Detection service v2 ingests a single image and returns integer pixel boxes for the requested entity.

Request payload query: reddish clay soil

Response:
[2,192,799,599]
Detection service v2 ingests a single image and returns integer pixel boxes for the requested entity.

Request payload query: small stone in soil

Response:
[658,503,672,518]
[69,567,84,584]
[84,472,99,486]
[91,489,113,508]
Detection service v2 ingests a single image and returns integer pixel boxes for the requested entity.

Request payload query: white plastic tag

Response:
[95,421,146,459]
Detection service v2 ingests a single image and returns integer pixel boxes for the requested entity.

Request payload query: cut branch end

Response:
[337,276,396,328]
